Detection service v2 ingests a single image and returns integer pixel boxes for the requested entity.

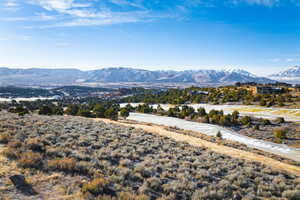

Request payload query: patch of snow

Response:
[128,113,300,162]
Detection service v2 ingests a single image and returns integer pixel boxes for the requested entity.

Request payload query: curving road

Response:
[127,113,300,162]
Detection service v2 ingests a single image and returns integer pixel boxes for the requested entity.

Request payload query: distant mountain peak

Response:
[270,66,300,77]
[0,67,274,86]
[268,66,300,84]
[222,68,257,77]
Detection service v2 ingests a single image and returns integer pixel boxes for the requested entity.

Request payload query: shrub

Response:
[26,138,44,152]
[253,124,260,131]
[8,140,22,148]
[8,106,29,115]
[120,108,130,119]
[231,111,239,122]
[146,177,162,191]
[216,131,222,139]
[65,104,80,116]
[2,147,20,159]
[18,152,43,169]
[259,99,266,106]
[47,157,77,173]
[77,109,93,118]
[104,107,118,120]
[197,107,207,117]
[0,133,11,144]
[137,104,153,114]
[117,192,150,200]
[261,118,271,125]
[82,178,113,196]
[38,105,53,115]
[274,128,288,140]
[240,116,251,126]
[282,190,300,200]
[93,104,106,118]
[275,117,285,124]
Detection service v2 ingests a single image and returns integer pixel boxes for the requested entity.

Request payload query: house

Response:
[252,86,284,95]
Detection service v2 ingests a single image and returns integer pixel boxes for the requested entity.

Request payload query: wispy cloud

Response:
[250,0,279,6]
[2,0,21,11]
[4,0,300,28]
[29,0,91,11]
[109,0,145,9]
[268,57,297,63]
[269,58,281,63]
[286,58,295,62]
[22,0,176,28]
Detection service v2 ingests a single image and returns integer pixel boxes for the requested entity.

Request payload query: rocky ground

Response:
[0,111,300,200]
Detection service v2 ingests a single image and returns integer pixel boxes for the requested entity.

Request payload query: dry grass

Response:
[0,133,11,144]
[82,178,110,195]
[1,112,300,199]
[47,158,77,173]
[26,138,44,152]
[1,147,19,160]
[96,118,300,176]
[18,151,43,169]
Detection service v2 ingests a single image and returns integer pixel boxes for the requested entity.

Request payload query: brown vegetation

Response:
[0,111,299,200]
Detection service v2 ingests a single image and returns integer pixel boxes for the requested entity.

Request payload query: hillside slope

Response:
[0,112,299,199]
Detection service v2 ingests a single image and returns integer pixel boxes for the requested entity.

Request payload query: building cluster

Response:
[238,82,300,95]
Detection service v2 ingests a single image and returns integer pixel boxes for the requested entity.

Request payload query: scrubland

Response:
[0,111,300,200]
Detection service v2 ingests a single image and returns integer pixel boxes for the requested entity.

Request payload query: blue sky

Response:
[1,0,300,75]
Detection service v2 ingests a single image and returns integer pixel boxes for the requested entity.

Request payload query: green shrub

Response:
[240,116,251,126]
[38,105,53,115]
[216,131,222,139]
[104,107,118,120]
[120,108,130,119]
[274,128,288,140]
[93,104,106,118]
[197,107,207,117]
[77,109,93,118]
[65,104,80,116]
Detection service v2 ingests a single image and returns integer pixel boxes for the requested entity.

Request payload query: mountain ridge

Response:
[0,67,275,86]
[268,66,300,84]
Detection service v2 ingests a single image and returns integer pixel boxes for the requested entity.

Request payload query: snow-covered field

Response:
[128,113,300,162]
[121,103,300,122]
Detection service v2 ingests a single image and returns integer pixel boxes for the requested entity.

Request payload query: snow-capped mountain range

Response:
[0,67,275,86]
[269,66,300,83]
